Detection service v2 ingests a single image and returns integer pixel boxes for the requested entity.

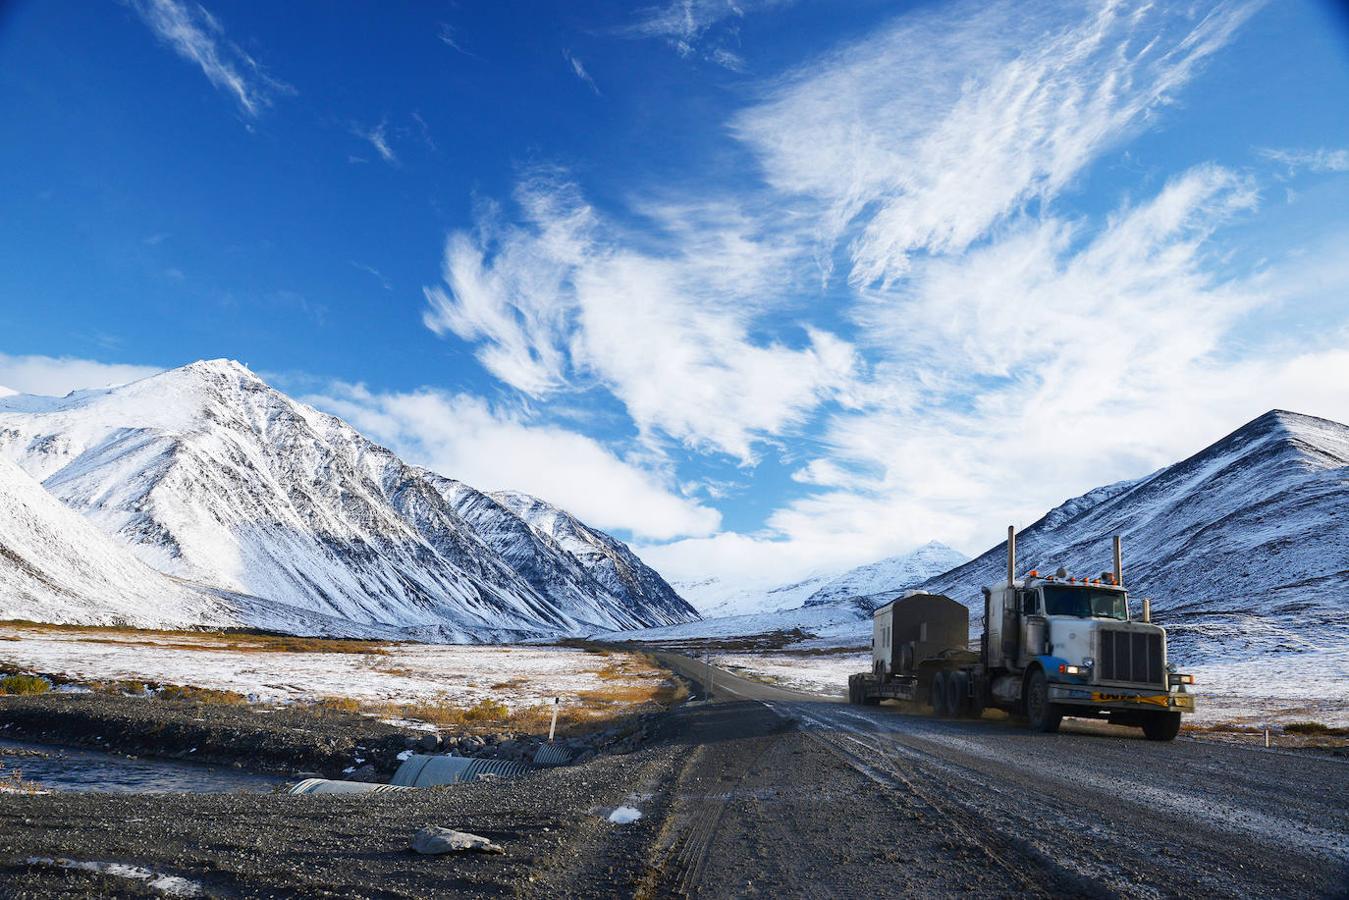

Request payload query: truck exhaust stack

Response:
[1113,535,1123,586]
[1007,525,1016,586]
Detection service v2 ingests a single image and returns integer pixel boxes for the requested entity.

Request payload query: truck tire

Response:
[1142,711,1182,741]
[931,671,949,717]
[946,670,969,718]
[1024,668,1062,734]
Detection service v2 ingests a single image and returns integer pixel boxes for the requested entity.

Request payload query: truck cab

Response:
[983,570,1195,738]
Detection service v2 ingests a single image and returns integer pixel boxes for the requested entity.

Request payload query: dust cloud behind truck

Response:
[848,527,1196,740]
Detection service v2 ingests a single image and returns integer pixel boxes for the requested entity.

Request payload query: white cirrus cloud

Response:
[423,171,856,462]
[733,0,1262,287]
[639,162,1349,589]
[563,50,601,95]
[1258,146,1349,174]
[308,384,721,541]
[129,0,293,117]
[0,353,164,398]
[355,120,398,165]
[621,0,792,69]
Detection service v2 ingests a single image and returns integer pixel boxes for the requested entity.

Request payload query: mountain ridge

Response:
[0,359,696,640]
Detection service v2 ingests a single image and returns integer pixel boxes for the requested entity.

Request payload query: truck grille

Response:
[1099,629,1163,686]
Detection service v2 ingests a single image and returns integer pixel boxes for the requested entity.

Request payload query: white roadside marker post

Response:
[549,696,560,742]
[1265,728,1270,749]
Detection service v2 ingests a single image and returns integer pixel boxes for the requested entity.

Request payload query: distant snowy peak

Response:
[811,541,970,608]
[0,385,17,398]
[682,541,969,619]
[490,490,699,627]
[0,359,693,639]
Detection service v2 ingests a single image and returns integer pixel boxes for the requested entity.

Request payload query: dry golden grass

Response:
[0,620,390,655]
[156,684,249,705]
[314,695,363,714]
[0,674,50,695]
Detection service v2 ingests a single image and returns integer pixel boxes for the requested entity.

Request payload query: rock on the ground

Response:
[410,826,505,855]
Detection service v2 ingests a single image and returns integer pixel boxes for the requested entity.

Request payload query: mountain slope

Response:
[0,360,695,640]
[918,410,1349,662]
[491,491,697,627]
[676,541,969,619]
[0,453,233,628]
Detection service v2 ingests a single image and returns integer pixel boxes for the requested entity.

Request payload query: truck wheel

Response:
[947,670,969,718]
[1142,711,1182,741]
[931,672,949,717]
[1024,668,1062,734]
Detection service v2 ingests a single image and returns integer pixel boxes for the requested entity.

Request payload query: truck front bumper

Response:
[1049,683,1196,713]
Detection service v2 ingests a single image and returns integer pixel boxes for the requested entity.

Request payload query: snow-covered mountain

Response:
[0,360,697,640]
[0,453,232,628]
[676,541,969,619]
[918,410,1349,664]
[491,491,694,626]
[803,541,970,608]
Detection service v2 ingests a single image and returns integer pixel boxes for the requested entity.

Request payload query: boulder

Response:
[410,826,505,855]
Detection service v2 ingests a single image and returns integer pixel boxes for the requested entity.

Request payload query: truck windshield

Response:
[1042,586,1128,620]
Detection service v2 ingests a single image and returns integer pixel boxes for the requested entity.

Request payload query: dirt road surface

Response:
[1,652,1344,898]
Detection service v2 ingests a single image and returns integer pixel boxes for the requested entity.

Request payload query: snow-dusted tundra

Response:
[0,622,666,712]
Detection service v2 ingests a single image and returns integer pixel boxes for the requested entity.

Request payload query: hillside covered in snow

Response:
[0,360,697,641]
[627,410,1348,672]
[918,410,1349,665]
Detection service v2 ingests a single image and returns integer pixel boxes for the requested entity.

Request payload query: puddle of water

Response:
[0,739,285,794]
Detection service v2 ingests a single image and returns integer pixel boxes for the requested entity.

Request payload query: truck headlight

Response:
[1058,664,1085,676]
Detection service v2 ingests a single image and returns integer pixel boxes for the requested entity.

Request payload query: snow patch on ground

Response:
[0,626,664,710]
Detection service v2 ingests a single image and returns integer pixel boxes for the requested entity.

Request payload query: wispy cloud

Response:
[734,0,1262,287]
[563,50,601,95]
[622,0,790,69]
[0,353,163,397]
[437,22,477,58]
[355,119,397,165]
[1258,146,1349,174]
[349,261,392,291]
[129,0,293,118]
[423,171,854,462]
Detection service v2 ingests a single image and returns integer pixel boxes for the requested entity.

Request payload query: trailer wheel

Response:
[1024,668,1062,734]
[931,671,949,717]
[946,670,969,718]
[1141,711,1181,742]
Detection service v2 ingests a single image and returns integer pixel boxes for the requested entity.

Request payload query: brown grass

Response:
[1284,721,1349,736]
[314,695,362,714]
[156,684,248,705]
[0,620,391,655]
[0,674,50,695]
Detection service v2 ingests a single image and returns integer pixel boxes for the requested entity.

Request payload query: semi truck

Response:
[847,527,1196,740]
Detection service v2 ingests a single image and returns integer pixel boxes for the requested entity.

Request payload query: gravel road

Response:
[1,654,1345,897]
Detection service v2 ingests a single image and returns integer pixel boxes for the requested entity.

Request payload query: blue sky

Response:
[2,0,1348,591]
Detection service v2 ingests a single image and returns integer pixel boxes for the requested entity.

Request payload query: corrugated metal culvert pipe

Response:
[287,753,542,795]
[390,754,533,787]
[287,778,414,795]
